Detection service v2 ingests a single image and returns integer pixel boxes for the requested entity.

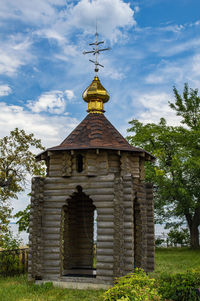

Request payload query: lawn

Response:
[151,247,200,277]
[0,248,199,301]
[0,275,104,301]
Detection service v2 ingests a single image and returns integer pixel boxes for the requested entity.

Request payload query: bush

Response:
[0,230,23,276]
[0,250,21,276]
[104,268,161,301]
[158,268,200,301]
[166,228,190,247]
[155,236,165,247]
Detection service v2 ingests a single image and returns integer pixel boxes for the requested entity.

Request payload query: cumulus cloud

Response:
[0,102,78,148]
[133,92,182,125]
[27,90,71,114]
[0,84,12,96]
[65,0,136,42]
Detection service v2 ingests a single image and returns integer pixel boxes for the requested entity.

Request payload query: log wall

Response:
[28,149,155,284]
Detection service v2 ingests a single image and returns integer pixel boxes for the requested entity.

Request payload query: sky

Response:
[1,0,200,216]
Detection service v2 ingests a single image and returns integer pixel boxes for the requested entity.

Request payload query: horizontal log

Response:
[49,171,62,177]
[124,264,135,271]
[43,214,61,221]
[44,195,72,202]
[96,269,113,276]
[43,227,60,234]
[43,202,65,209]
[96,263,113,270]
[124,229,134,236]
[49,164,62,170]
[97,228,114,235]
[97,249,113,256]
[97,241,114,248]
[43,208,62,214]
[123,188,133,194]
[43,221,61,227]
[93,200,114,207]
[98,221,114,228]
[96,275,113,282]
[123,195,133,201]
[84,188,114,195]
[97,215,114,222]
[97,208,114,215]
[96,255,114,263]
[43,247,60,253]
[43,260,60,267]
[45,174,114,184]
[98,235,113,242]
[42,264,61,272]
[43,253,60,260]
[123,201,134,208]
[108,167,119,172]
[43,233,61,240]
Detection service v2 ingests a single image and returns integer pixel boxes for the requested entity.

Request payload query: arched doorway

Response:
[62,186,96,277]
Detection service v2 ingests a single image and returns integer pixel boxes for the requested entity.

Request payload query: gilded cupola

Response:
[82,76,110,113]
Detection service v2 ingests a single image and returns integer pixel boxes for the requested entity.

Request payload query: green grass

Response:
[0,248,199,301]
[151,247,200,277]
[0,274,104,301]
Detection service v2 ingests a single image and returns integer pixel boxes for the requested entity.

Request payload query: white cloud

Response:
[0,0,65,25]
[27,90,69,114]
[0,102,78,148]
[65,0,136,42]
[65,90,75,101]
[145,53,200,88]
[133,92,182,125]
[0,84,12,96]
[0,36,32,76]
[0,0,136,43]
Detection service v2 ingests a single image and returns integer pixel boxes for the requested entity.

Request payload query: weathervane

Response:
[83,29,110,74]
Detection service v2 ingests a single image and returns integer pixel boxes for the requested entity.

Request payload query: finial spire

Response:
[83,27,110,74]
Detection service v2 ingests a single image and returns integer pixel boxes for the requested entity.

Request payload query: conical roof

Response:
[39,114,153,159]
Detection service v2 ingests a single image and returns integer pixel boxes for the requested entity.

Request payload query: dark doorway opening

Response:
[62,186,96,277]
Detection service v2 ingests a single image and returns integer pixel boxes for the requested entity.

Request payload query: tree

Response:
[127,84,200,248]
[0,128,45,244]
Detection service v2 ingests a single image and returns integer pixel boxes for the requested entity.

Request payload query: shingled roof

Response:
[36,114,153,160]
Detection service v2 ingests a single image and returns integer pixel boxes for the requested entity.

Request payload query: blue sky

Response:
[1,0,200,214]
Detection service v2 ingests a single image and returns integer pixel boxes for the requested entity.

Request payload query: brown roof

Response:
[37,113,154,159]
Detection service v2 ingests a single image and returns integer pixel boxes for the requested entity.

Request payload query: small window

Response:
[76,154,83,172]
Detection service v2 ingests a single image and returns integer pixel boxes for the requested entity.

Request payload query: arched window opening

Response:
[61,188,96,278]
[76,154,83,172]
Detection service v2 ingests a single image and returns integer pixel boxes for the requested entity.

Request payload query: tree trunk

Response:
[186,207,200,249]
[189,223,199,248]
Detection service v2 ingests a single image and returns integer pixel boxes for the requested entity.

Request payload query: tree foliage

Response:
[0,128,45,243]
[127,84,200,248]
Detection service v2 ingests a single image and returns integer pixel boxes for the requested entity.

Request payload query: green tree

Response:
[0,128,45,245]
[127,84,200,248]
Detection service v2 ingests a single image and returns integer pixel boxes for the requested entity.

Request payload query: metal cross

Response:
[83,30,110,74]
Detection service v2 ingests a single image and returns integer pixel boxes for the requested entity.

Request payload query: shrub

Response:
[104,268,161,301]
[0,230,23,276]
[155,236,165,247]
[166,228,190,247]
[158,268,200,301]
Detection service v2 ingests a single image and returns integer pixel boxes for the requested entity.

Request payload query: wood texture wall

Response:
[28,150,154,284]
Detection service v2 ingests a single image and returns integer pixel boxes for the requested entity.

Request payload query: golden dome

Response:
[82,76,110,114]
